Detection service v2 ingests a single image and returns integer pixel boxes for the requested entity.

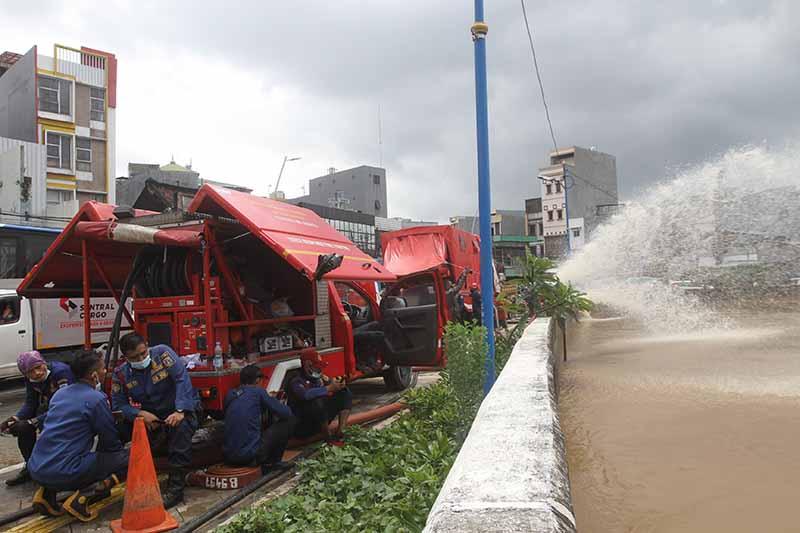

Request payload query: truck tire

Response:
[383,366,417,391]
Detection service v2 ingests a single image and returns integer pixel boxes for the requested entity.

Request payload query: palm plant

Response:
[517,252,593,361]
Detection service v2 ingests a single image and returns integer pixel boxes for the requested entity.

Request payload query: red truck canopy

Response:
[18,202,170,297]
[188,185,394,282]
[19,185,393,298]
[381,225,481,285]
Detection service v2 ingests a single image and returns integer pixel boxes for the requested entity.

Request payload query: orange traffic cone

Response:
[111,417,178,533]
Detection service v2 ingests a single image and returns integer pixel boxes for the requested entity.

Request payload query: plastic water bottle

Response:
[213,341,224,371]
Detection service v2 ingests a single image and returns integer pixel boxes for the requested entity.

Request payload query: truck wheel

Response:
[383,366,417,391]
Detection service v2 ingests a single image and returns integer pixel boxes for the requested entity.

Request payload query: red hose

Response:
[288,401,406,448]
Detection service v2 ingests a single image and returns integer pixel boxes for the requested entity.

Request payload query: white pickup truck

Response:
[0,288,130,379]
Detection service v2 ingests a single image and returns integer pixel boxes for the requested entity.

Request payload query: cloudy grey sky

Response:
[5,0,799,222]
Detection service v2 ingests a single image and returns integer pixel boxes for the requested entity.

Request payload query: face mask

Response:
[308,368,322,380]
[130,355,151,370]
[95,382,103,391]
[29,368,50,383]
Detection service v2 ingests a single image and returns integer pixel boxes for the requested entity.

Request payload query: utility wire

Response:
[565,169,619,201]
[521,0,558,152]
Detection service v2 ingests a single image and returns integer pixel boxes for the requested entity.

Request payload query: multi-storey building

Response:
[292,166,388,218]
[524,198,545,257]
[0,44,117,221]
[290,201,378,258]
[538,146,618,258]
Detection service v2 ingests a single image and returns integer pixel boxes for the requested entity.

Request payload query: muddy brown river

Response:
[559,308,800,533]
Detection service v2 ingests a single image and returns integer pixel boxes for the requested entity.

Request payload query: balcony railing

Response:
[48,44,108,87]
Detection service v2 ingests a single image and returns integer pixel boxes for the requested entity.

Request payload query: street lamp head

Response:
[287,156,302,162]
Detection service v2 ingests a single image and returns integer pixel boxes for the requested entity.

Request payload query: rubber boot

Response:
[261,461,291,475]
[63,488,98,522]
[5,467,31,487]
[89,473,123,504]
[32,486,63,517]
[161,469,186,509]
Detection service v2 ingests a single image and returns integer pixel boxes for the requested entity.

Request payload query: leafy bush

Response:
[219,324,491,533]
[441,322,487,435]
[518,251,593,321]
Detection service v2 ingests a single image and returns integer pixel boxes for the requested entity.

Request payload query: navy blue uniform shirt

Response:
[288,372,329,406]
[111,345,199,420]
[223,386,292,462]
[17,361,74,425]
[28,382,122,482]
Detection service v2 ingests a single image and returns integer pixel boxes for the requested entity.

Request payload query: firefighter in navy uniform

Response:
[111,333,200,508]
[0,351,74,486]
[289,351,352,446]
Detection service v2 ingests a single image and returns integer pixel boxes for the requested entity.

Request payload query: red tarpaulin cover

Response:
[189,185,395,282]
[74,221,202,248]
[381,225,481,287]
[18,203,159,297]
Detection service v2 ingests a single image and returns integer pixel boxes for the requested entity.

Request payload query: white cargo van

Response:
[0,289,130,379]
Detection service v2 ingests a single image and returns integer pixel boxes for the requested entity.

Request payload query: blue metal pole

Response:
[471,0,495,394]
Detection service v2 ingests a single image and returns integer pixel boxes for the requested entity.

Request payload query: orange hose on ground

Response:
[288,401,406,448]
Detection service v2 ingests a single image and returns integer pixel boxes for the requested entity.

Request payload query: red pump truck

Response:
[18,185,448,417]
[380,225,499,323]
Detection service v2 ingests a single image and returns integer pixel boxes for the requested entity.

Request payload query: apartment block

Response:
[292,166,388,218]
[0,44,117,222]
[538,146,618,257]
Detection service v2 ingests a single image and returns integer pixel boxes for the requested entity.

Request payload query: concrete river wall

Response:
[423,318,576,533]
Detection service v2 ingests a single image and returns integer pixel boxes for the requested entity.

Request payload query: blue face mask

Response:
[130,355,151,370]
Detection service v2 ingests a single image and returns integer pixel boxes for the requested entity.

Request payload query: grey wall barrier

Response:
[423,318,577,533]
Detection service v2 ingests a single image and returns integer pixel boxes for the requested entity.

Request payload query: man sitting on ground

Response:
[111,332,200,508]
[223,365,295,473]
[289,352,352,446]
[27,350,128,521]
[0,351,74,486]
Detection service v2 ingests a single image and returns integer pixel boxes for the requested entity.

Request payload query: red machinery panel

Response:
[178,311,208,354]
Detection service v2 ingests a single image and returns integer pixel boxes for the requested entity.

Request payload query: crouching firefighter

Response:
[27,350,128,521]
[112,333,200,508]
[0,351,74,486]
[289,351,352,446]
[223,365,296,474]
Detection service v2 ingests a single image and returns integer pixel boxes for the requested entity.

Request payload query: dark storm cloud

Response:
[5,0,799,220]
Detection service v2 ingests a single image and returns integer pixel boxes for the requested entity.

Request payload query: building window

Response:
[46,189,73,205]
[547,211,554,221]
[572,228,581,237]
[545,183,552,195]
[557,209,563,220]
[556,181,562,193]
[528,224,538,236]
[538,222,543,235]
[46,132,72,170]
[39,76,71,115]
[373,174,380,185]
[76,137,92,172]
[90,87,105,121]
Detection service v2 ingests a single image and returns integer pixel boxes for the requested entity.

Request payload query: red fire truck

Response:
[380,225,498,323]
[18,185,448,417]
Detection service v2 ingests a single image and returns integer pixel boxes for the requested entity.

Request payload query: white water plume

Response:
[559,143,800,333]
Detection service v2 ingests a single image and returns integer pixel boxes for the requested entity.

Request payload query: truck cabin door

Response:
[0,295,30,376]
[380,273,444,368]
